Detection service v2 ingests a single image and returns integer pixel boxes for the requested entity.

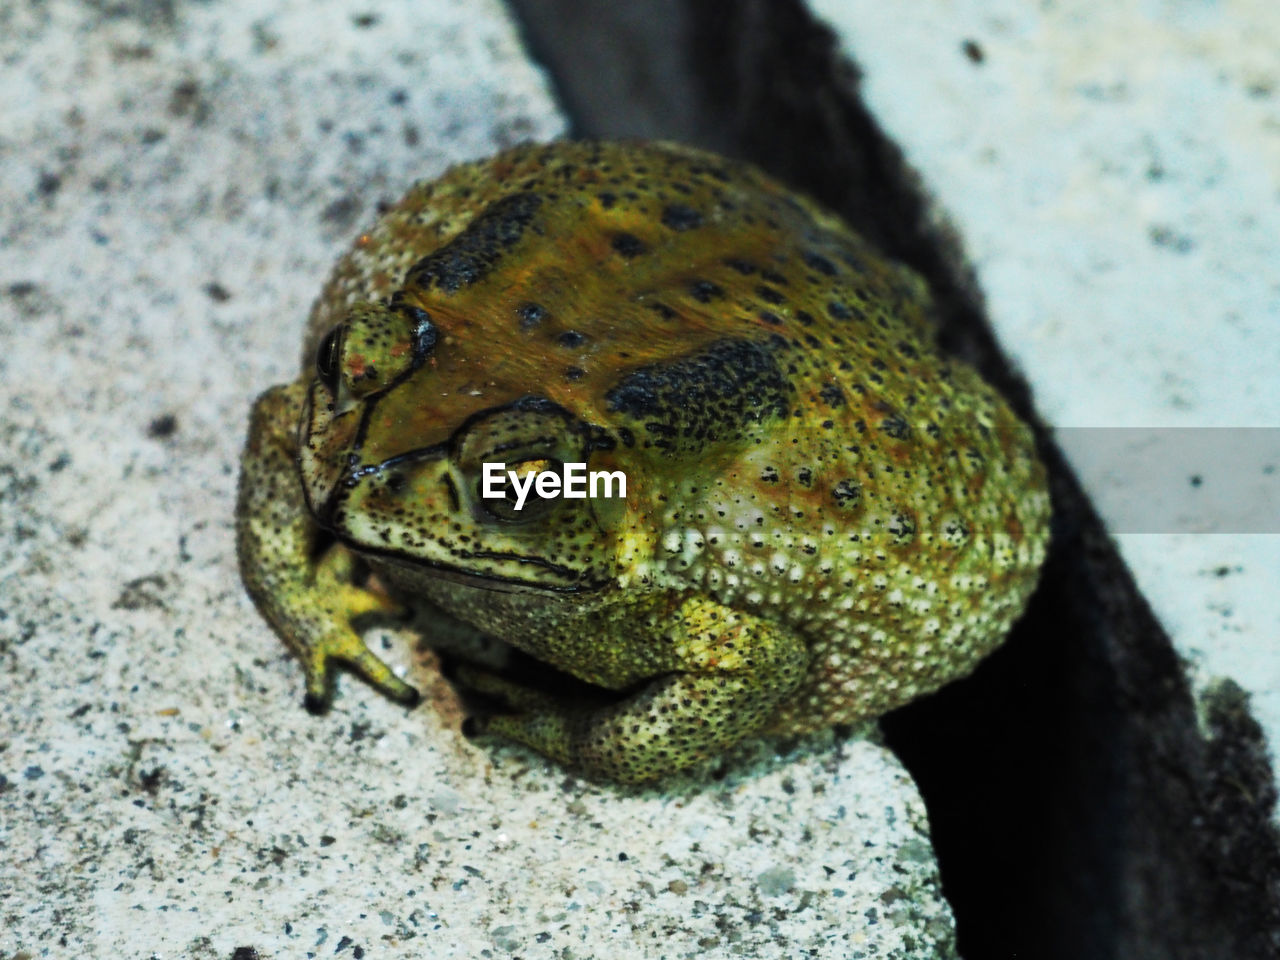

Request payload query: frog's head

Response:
[298,300,627,592]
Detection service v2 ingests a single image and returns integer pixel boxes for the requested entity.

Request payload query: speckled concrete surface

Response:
[809,0,1280,787]
[0,2,957,957]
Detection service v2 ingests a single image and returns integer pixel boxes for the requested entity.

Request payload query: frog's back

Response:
[304,139,930,391]
[307,140,1050,730]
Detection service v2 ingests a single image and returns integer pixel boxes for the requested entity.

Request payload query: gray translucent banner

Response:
[1055,428,1280,533]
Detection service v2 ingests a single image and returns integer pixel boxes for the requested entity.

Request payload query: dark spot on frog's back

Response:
[832,479,861,507]
[819,382,846,407]
[517,302,547,328]
[557,330,587,348]
[802,250,837,276]
[880,414,912,441]
[661,203,703,231]
[689,280,723,303]
[604,339,792,453]
[406,191,542,294]
[611,232,647,258]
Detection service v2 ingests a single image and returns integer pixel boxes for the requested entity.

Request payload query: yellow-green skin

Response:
[237,140,1050,784]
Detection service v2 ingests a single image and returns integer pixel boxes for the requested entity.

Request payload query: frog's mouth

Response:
[301,389,617,593]
[370,551,600,595]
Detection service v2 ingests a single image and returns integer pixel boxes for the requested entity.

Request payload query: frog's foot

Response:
[298,619,421,714]
[459,669,772,785]
[300,550,420,713]
[451,664,596,766]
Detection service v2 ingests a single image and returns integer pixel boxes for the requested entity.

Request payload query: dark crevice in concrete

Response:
[507,1,1280,957]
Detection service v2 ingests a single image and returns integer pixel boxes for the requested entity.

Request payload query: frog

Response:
[236,140,1051,785]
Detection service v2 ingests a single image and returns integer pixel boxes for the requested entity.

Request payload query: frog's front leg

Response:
[461,597,809,784]
[236,382,420,712]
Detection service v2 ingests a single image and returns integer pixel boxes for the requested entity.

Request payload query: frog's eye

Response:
[476,457,560,524]
[319,302,437,402]
[315,324,344,393]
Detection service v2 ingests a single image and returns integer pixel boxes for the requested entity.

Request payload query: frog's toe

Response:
[451,666,576,764]
[323,571,407,621]
[301,664,335,715]
[460,714,487,739]
[300,626,420,713]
